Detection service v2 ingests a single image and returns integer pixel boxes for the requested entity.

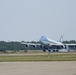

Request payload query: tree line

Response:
[0,41,26,52]
[62,40,76,44]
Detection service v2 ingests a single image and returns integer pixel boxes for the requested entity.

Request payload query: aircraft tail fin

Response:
[59,35,63,42]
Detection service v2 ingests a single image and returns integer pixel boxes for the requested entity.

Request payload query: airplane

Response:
[21,36,76,52]
[39,36,65,52]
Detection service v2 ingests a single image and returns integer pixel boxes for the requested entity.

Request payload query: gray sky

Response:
[0,0,76,41]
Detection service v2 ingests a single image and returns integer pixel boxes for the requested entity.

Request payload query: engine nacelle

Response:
[30,45,36,48]
[25,44,29,47]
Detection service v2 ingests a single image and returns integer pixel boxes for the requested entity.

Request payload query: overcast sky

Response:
[0,0,76,41]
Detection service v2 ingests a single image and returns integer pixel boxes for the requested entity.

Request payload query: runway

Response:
[0,61,76,75]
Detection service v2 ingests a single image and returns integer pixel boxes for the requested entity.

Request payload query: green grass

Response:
[0,53,76,61]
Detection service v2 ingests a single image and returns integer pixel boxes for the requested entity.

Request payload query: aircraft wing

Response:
[65,44,76,50]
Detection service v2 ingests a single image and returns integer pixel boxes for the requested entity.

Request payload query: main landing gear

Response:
[48,49,59,52]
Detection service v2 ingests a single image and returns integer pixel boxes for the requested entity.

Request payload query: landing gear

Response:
[48,49,51,52]
[48,49,59,52]
[43,49,46,52]
[56,49,59,52]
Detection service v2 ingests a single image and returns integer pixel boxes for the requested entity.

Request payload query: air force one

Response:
[22,36,76,52]
[39,36,65,52]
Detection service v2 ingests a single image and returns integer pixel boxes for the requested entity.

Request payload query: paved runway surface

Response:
[0,61,76,75]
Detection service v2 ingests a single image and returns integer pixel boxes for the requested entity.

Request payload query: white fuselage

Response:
[39,36,64,46]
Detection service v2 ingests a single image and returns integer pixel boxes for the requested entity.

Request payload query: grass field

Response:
[0,52,76,61]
